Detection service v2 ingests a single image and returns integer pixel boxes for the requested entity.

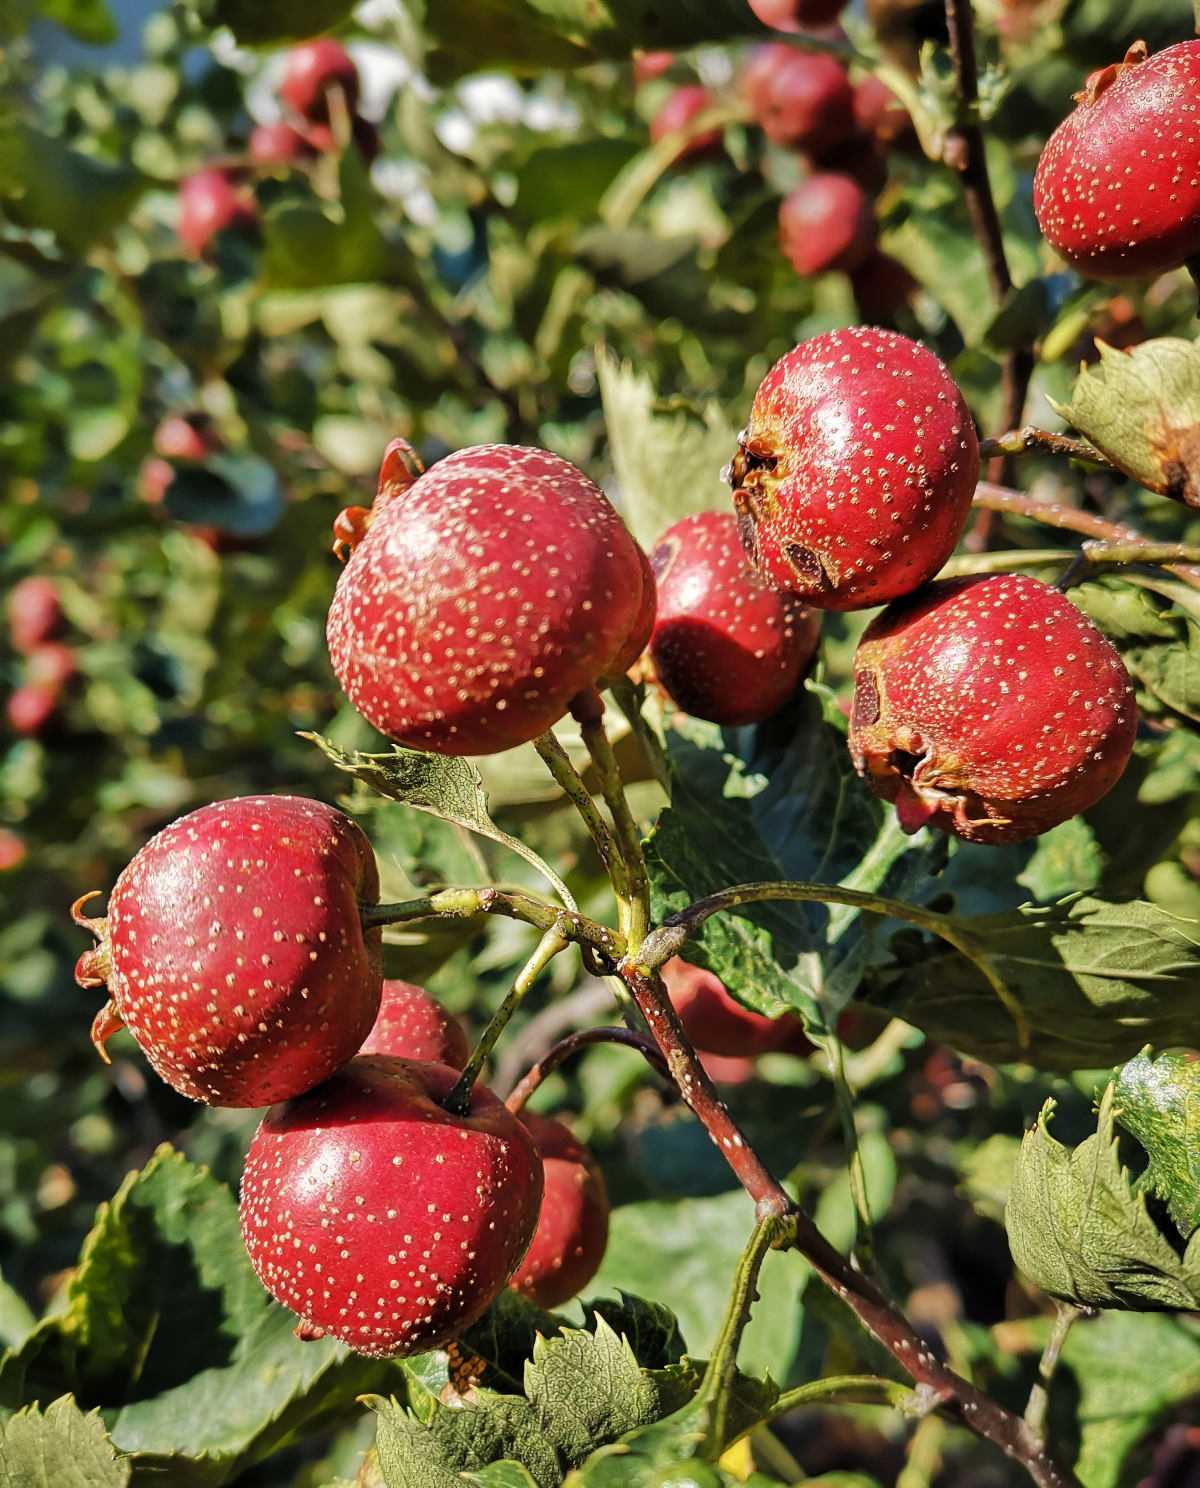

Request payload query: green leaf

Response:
[1071,575,1200,725]
[1006,1083,1200,1310]
[958,1133,1021,1225]
[35,0,117,43]
[514,141,640,225]
[1114,1048,1200,1239]
[0,1272,35,1353]
[371,1392,560,1488]
[261,155,396,291]
[468,1466,544,1488]
[596,348,738,551]
[0,1395,130,1487]
[205,0,354,44]
[876,895,1200,1070]
[0,128,145,256]
[303,732,576,911]
[1050,337,1200,506]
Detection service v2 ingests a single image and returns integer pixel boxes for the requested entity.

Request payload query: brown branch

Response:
[504,1025,670,1114]
[979,428,1111,466]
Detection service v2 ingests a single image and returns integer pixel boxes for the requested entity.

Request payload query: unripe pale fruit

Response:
[1034,41,1200,280]
[359,979,470,1069]
[72,795,383,1106]
[726,327,979,611]
[509,1112,610,1309]
[662,957,803,1056]
[327,444,646,755]
[249,122,318,167]
[177,169,258,259]
[778,173,875,276]
[279,39,360,124]
[649,85,723,160]
[750,0,847,29]
[239,1057,543,1357]
[8,576,62,654]
[741,46,854,155]
[649,511,821,726]
[848,573,1138,844]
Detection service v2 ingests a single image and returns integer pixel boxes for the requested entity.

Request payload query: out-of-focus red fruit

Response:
[779,172,876,275]
[741,45,854,155]
[8,577,62,654]
[850,250,918,320]
[509,1112,610,1309]
[634,50,675,83]
[177,168,258,259]
[25,643,77,692]
[650,85,723,160]
[304,116,381,162]
[139,457,174,507]
[249,121,318,167]
[7,685,59,736]
[0,829,25,872]
[750,0,847,28]
[849,573,1138,843]
[604,546,657,681]
[699,1051,760,1085]
[649,510,821,726]
[279,39,360,124]
[1034,41,1200,280]
[153,413,219,463]
[358,979,471,1069]
[662,957,803,1057]
[852,75,915,148]
[727,327,979,611]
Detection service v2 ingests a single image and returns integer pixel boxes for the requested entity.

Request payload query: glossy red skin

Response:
[741,46,854,155]
[249,122,318,167]
[25,643,77,691]
[728,327,979,611]
[177,169,257,258]
[634,50,675,83]
[240,1057,543,1358]
[327,444,645,755]
[279,39,360,124]
[852,76,915,149]
[6,685,58,736]
[779,173,876,275]
[0,829,25,872]
[90,795,383,1105]
[8,576,62,654]
[153,413,219,463]
[750,0,847,28]
[359,980,470,1069]
[605,546,657,679]
[662,957,802,1057]
[509,1112,610,1309]
[650,85,723,160]
[1034,42,1200,280]
[849,574,1138,844]
[649,511,821,726]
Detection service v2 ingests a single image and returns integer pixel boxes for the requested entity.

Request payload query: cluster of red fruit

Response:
[177,39,377,259]
[4,576,76,739]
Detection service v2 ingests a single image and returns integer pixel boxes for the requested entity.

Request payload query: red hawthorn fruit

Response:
[852,75,915,149]
[139,456,174,507]
[848,573,1138,844]
[633,50,675,83]
[249,121,318,167]
[279,39,360,124]
[850,250,918,321]
[779,172,876,276]
[153,412,220,463]
[177,168,258,259]
[6,685,58,737]
[239,1056,543,1357]
[649,510,821,726]
[604,546,657,681]
[72,795,383,1106]
[7,576,62,654]
[0,829,25,872]
[649,85,723,160]
[750,0,847,29]
[1033,40,1200,280]
[662,957,803,1056]
[509,1112,610,1309]
[359,979,470,1069]
[699,1051,760,1085]
[741,45,854,155]
[327,444,646,755]
[726,327,979,611]
[25,643,77,692]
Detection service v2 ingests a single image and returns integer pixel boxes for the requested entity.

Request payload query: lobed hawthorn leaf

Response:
[1050,337,1200,508]
[1006,1083,1200,1311]
[1071,575,1200,725]
[0,1395,129,1488]
[1114,1048,1200,1239]
[873,895,1200,1071]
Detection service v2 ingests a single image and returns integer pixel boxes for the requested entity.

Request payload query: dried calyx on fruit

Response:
[239,1056,543,1358]
[1034,40,1200,280]
[509,1112,610,1309]
[72,795,383,1106]
[331,436,424,560]
[359,979,470,1069]
[649,510,821,726]
[848,573,1138,844]
[327,442,648,755]
[726,327,979,611]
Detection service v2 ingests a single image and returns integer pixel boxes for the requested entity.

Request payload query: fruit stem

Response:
[978,427,1111,466]
[443,926,569,1115]
[1023,1303,1085,1444]
[638,880,1030,1053]
[572,689,651,955]
[533,730,626,896]
[942,542,1200,581]
[504,1025,670,1114]
[765,1374,923,1422]
[363,887,622,964]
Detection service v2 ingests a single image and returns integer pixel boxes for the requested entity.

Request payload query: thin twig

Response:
[979,428,1111,466]
[504,1025,670,1114]
[363,887,622,962]
[534,730,622,885]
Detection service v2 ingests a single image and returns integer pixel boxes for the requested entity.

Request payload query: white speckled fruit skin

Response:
[848,573,1138,844]
[1034,41,1200,280]
[729,327,979,612]
[326,444,646,755]
[509,1112,609,1310]
[105,795,382,1106]
[239,1057,543,1358]
[359,979,470,1069]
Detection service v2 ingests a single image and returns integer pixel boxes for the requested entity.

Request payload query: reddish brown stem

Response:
[504,1026,670,1114]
